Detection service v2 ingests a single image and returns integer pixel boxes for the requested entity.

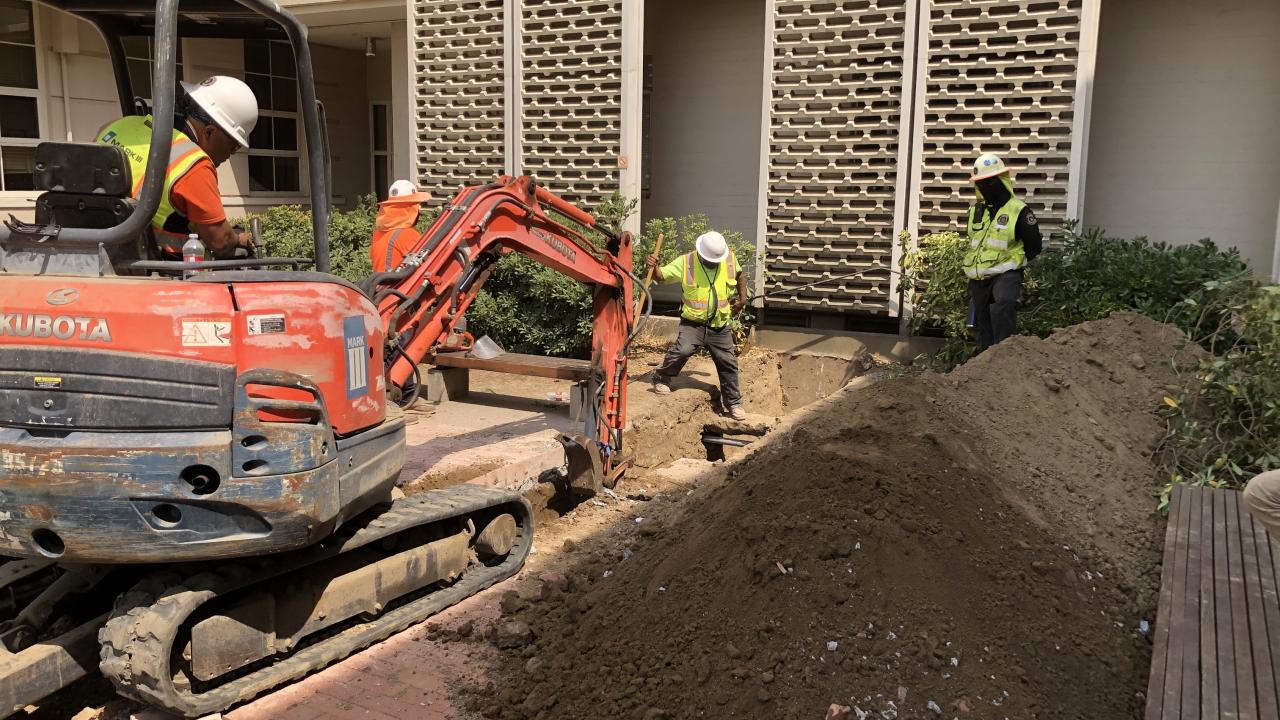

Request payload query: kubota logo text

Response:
[0,313,112,342]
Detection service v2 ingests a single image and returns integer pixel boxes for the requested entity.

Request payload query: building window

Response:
[641,54,652,200]
[371,102,389,199]
[122,35,184,102]
[244,39,300,193]
[0,0,39,191]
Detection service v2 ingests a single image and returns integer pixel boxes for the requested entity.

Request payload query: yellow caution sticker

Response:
[33,376,62,389]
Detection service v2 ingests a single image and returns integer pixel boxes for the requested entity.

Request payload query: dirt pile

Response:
[462,313,1191,720]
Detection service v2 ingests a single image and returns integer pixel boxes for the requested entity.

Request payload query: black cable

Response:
[391,343,422,409]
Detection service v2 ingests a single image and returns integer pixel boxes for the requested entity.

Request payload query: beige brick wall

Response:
[915,0,1082,239]
[1083,0,1280,278]
[519,0,623,205]
[411,0,507,197]
[764,0,909,315]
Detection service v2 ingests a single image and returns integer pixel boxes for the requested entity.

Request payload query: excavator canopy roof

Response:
[37,0,289,40]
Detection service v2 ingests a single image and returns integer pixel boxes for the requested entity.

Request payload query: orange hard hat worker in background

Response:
[370,180,431,272]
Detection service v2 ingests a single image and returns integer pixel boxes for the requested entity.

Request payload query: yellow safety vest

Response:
[963,196,1028,280]
[660,252,739,328]
[97,115,210,254]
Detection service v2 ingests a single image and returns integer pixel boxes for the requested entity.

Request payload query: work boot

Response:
[728,404,747,421]
[653,378,671,395]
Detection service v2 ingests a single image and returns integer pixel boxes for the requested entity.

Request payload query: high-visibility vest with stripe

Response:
[678,251,738,328]
[370,226,416,272]
[96,115,210,254]
[963,196,1028,279]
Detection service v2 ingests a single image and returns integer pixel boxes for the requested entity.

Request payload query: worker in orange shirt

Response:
[370,180,430,272]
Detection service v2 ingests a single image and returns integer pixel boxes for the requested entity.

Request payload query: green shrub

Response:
[468,194,755,357]
[1158,285,1280,492]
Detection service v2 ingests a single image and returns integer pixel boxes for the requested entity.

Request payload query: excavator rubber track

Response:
[98,484,533,717]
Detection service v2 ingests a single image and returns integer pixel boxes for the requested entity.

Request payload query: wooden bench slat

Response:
[1225,489,1259,718]
[1265,523,1280,704]
[1149,485,1185,719]
[1213,489,1240,719]
[1240,495,1280,716]
[1201,487,1221,720]
[1164,484,1194,716]
[432,351,594,382]
[1180,486,1203,717]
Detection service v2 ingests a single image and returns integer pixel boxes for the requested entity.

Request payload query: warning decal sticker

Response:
[247,314,287,336]
[181,320,232,347]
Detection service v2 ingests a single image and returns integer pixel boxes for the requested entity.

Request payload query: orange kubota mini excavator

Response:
[0,1,646,717]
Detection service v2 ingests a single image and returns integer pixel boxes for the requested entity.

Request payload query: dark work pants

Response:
[656,320,742,407]
[969,269,1022,353]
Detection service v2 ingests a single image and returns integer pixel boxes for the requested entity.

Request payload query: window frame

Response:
[370,101,390,200]
[243,38,304,197]
[0,0,47,197]
[121,34,184,104]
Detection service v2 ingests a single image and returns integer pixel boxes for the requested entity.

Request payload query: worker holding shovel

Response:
[646,231,750,421]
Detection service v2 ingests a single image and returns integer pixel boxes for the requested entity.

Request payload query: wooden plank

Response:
[1214,489,1240,719]
[1244,502,1280,718]
[1148,485,1182,719]
[1238,493,1279,715]
[1180,486,1203,718]
[1225,488,1259,718]
[1201,487,1221,720]
[1267,523,1280,704]
[1162,484,1193,717]
[433,352,593,382]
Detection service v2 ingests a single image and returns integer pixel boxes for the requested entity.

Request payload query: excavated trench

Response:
[624,347,870,470]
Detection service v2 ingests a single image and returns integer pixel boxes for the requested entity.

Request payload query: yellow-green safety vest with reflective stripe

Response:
[678,251,738,328]
[963,196,1028,280]
[96,115,211,254]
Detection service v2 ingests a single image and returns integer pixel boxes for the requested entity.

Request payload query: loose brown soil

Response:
[458,313,1193,720]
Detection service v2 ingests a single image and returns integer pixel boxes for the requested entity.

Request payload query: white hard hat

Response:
[385,179,431,204]
[182,76,258,148]
[970,152,1009,182]
[694,231,730,264]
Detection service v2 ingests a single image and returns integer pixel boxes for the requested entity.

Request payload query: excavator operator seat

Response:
[33,142,137,231]
[0,142,151,275]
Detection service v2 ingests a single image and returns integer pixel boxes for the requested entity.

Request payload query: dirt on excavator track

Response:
[455,312,1198,720]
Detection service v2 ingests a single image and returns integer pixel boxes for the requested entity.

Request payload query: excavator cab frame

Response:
[0,0,333,275]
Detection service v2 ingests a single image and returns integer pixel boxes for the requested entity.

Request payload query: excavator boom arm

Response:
[363,175,638,473]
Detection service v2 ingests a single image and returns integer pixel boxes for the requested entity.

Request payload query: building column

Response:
[391,19,413,183]
[1272,194,1280,283]
[1066,0,1102,223]
[618,0,643,235]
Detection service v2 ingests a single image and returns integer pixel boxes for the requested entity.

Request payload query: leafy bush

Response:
[241,195,438,284]
[468,194,755,357]
[1158,285,1280,491]
[900,225,1279,493]
[901,227,1256,365]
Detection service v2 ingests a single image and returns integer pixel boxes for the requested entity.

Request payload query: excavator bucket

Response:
[557,433,604,499]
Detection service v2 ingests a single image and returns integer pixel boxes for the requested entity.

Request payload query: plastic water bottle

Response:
[182,233,205,279]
